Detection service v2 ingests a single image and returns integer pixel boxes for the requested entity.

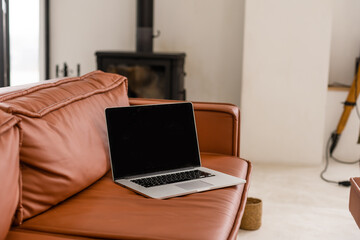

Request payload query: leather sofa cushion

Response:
[19,153,250,240]
[0,111,21,240]
[349,177,360,228]
[0,71,129,223]
[6,230,92,240]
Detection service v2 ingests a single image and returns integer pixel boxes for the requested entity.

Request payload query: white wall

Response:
[240,0,332,165]
[329,0,360,86]
[50,0,135,78]
[50,0,244,106]
[155,0,244,104]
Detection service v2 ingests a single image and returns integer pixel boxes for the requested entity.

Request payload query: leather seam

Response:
[0,116,21,135]
[0,75,127,118]
[0,71,101,102]
[227,159,252,240]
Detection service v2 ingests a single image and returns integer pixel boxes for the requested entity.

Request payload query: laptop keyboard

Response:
[131,170,215,188]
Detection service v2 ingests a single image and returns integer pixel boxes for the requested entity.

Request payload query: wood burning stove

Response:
[96,51,185,100]
[96,0,186,100]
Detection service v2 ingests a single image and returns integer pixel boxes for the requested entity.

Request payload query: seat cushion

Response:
[0,71,129,223]
[18,153,250,240]
[0,111,21,240]
[6,230,92,240]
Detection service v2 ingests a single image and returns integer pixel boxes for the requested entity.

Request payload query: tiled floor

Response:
[237,161,360,240]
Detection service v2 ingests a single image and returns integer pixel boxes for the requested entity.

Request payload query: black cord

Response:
[320,135,338,184]
[321,71,360,186]
[321,131,360,186]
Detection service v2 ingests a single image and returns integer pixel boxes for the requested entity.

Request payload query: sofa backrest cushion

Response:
[0,71,129,223]
[0,111,20,239]
[129,98,241,157]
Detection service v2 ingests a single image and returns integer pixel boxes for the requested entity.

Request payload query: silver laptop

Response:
[105,102,246,199]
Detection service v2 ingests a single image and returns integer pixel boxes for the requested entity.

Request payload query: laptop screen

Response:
[105,103,201,179]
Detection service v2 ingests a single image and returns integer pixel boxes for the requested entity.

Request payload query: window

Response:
[0,0,46,88]
[9,0,41,86]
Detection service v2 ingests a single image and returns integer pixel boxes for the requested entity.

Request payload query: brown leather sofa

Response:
[0,71,251,240]
[350,177,360,228]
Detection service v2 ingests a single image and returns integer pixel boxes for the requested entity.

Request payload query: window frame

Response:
[0,0,10,87]
[0,0,49,88]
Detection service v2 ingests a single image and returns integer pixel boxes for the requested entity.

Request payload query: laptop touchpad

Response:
[176,180,213,190]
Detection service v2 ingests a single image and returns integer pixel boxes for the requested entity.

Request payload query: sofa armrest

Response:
[350,177,360,228]
[129,98,240,157]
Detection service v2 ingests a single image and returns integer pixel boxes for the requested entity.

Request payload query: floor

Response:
[237,161,360,240]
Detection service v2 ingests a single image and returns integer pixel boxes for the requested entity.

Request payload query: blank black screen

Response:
[105,103,201,179]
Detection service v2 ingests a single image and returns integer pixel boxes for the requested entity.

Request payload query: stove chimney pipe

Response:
[136,0,154,52]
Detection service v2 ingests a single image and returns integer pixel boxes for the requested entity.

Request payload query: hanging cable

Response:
[321,131,360,186]
[320,134,339,184]
[321,61,360,186]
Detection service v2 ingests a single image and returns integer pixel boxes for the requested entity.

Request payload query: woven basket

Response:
[240,197,262,230]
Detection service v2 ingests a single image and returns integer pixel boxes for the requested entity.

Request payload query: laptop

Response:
[105,102,246,199]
